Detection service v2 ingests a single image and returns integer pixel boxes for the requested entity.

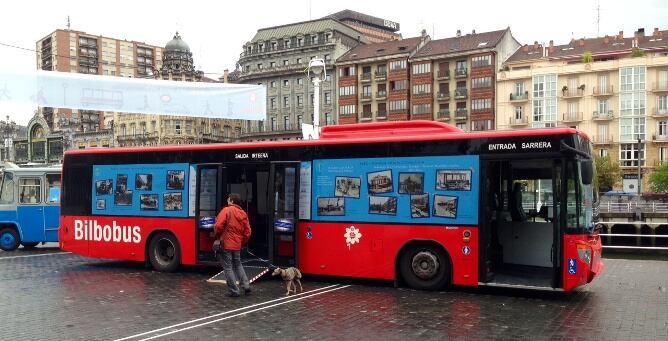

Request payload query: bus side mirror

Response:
[581,159,593,185]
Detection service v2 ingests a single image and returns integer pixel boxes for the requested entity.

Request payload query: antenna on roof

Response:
[67,16,70,30]
[596,1,601,36]
[309,0,312,20]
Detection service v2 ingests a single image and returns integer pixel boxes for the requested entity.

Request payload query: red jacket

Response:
[214,204,251,251]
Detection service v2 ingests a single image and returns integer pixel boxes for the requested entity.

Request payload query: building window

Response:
[620,143,644,167]
[283,60,289,66]
[391,80,408,91]
[412,83,432,95]
[324,92,331,104]
[270,98,276,109]
[515,82,525,95]
[660,147,668,163]
[297,38,304,47]
[339,86,356,96]
[532,74,558,128]
[598,99,609,113]
[324,54,330,61]
[389,60,406,70]
[257,63,263,70]
[297,95,303,107]
[325,113,334,125]
[472,98,492,112]
[297,115,303,127]
[271,42,277,50]
[270,81,277,88]
[472,120,493,131]
[619,66,646,141]
[472,77,492,88]
[283,79,290,87]
[310,94,314,105]
[412,103,431,115]
[270,117,276,131]
[284,39,291,48]
[296,57,303,64]
[325,74,331,82]
[658,121,668,137]
[362,86,371,97]
[514,106,523,120]
[339,105,356,115]
[284,116,290,130]
[599,149,608,158]
[389,100,407,111]
[471,55,492,68]
[411,63,431,75]
[455,60,467,71]
[339,66,356,77]
[311,35,318,44]
[283,96,289,107]
[456,122,466,131]
[657,95,668,114]
[270,61,276,68]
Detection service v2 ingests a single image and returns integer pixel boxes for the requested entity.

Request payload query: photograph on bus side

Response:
[116,174,128,193]
[410,194,430,218]
[96,199,105,210]
[436,169,472,191]
[135,174,153,190]
[367,170,393,194]
[140,194,159,210]
[163,192,183,211]
[399,172,424,194]
[317,197,345,216]
[369,196,398,215]
[95,179,113,195]
[167,170,185,190]
[433,195,458,218]
[335,176,360,198]
[115,191,133,206]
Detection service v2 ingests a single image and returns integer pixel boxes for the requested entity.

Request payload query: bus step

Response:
[207,265,271,285]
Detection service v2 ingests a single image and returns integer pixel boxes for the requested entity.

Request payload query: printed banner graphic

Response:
[0,70,266,120]
[312,156,479,225]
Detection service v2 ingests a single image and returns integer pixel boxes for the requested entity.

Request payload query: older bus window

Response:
[19,178,41,204]
[46,174,61,204]
[0,172,14,204]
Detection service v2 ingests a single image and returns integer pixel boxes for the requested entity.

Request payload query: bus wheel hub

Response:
[411,251,439,279]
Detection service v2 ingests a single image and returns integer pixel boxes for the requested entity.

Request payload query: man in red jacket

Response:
[214,193,252,297]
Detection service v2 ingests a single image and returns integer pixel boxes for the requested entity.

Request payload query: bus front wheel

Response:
[0,227,20,252]
[399,243,450,290]
[148,232,181,272]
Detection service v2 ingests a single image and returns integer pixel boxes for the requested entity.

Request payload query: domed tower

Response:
[155,32,203,81]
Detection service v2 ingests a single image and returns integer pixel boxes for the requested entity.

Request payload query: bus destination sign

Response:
[484,138,558,154]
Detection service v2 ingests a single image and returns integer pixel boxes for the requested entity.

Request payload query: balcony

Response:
[653,134,668,143]
[360,73,372,82]
[454,88,468,99]
[592,110,615,120]
[455,108,468,119]
[509,117,528,126]
[509,92,529,102]
[562,88,585,98]
[437,109,450,120]
[592,135,614,144]
[360,94,372,102]
[376,91,387,99]
[374,71,387,80]
[455,68,468,78]
[652,108,668,117]
[360,111,373,121]
[376,110,387,119]
[437,70,450,80]
[562,112,583,122]
[652,82,668,93]
[437,92,450,101]
[593,85,614,96]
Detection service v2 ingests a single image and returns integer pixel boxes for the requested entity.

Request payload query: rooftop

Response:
[412,28,509,59]
[326,9,400,32]
[336,36,424,63]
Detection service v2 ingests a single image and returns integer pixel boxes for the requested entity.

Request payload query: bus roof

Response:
[64,121,588,156]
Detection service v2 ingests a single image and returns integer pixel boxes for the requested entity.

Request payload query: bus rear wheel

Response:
[0,228,20,252]
[148,232,181,272]
[399,243,450,290]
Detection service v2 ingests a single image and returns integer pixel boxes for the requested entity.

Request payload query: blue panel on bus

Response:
[91,163,189,217]
[312,155,479,225]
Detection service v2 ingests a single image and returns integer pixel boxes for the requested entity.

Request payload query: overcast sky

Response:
[0,0,666,125]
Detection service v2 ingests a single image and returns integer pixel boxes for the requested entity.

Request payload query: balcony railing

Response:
[376,110,387,119]
[376,90,387,98]
[509,92,529,101]
[361,94,372,101]
[472,62,492,69]
[592,110,614,120]
[360,73,371,81]
[562,112,583,122]
[652,108,668,117]
[509,117,528,126]
[374,71,387,80]
[593,85,614,96]
[239,37,336,58]
[652,82,668,92]
[360,111,373,120]
[455,108,468,119]
[437,70,450,79]
[592,135,614,144]
[454,88,468,99]
[562,88,585,98]
[437,109,450,120]
[437,92,450,101]
[653,134,668,142]
[455,68,468,78]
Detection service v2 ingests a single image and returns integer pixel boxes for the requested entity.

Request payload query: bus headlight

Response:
[577,244,592,266]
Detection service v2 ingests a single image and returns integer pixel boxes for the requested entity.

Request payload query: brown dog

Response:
[272,267,303,296]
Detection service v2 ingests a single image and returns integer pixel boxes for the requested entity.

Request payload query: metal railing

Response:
[510,93,528,101]
[598,233,668,250]
[598,201,668,213]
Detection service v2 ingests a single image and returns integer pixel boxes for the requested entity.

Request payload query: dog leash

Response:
[242,248,278,269]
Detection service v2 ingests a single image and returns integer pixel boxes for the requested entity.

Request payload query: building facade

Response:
[497,28,668,191]
[335,28,519,129]
[236,10,401,141]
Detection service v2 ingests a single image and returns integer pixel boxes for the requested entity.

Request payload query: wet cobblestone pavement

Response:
[1,245,667,340]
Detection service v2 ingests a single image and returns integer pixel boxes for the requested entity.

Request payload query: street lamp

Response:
[307,58,327,139]
[0,115,16,162]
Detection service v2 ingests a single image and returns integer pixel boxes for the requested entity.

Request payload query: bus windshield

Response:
[566,160,594,234]
[0,171,14,204]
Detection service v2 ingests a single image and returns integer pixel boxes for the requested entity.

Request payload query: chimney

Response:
[654,27,660,37]
[522,44,529,52]
[579,38,585,46]
[456,29,461,37]
[636,28,645,37]
[549,40,555,53]
[618,31,624,40]
[223,69,229,83]
[533,41,539,50]
[604,35,610,44]
[472,29,476,34]
[421,29,427,38]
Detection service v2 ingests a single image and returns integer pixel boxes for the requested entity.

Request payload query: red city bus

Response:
[59,121,603,292]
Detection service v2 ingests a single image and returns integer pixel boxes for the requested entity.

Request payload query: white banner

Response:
[0,70,266,120]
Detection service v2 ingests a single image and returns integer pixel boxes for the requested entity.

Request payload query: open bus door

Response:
[195,164,224,263]
[268,162,299,267]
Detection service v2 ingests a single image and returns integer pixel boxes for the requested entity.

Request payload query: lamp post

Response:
[0,115,16,162]
[307,58,326,139]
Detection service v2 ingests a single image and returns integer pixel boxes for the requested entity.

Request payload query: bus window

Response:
[46,174,61,204]
[19,178,41,204]
[0,172,14,204]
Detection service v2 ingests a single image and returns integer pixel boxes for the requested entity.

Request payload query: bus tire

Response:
[399,242,450,291]
[0,227,21,252]
[148,232,181,272]
[21,242,39,250]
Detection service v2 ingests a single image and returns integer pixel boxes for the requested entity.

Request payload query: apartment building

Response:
[335,28,519,130]
[497,28,668,191]
[236,10,400,141]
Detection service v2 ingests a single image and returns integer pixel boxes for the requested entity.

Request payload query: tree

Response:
[582,51,593,63]
[594,155,620,192]
[631,47,644,57]
[649,162,668,192]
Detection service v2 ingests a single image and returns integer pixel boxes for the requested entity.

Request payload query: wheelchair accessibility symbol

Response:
[462,246,471,256]
[568,258,577,275]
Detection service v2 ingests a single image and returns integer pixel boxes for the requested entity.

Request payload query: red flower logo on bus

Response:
[344,226,362,250]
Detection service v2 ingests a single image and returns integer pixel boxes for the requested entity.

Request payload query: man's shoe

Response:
[244,288,252,296]
[227,292,240,298]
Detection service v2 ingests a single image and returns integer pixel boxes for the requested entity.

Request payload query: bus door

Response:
[480,159,562,289]
[268,162,299,267]
[43,173,61,242]
[194,164,224,262]
[16,175,46,243]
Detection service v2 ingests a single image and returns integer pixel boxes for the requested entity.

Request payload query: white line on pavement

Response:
[0,252,71,260]
[136,285,351,341]
[114,284,343,341]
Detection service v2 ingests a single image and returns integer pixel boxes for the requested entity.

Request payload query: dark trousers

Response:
[222,249,250,295]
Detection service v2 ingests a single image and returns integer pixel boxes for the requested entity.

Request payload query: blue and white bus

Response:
[0,163,61,251]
